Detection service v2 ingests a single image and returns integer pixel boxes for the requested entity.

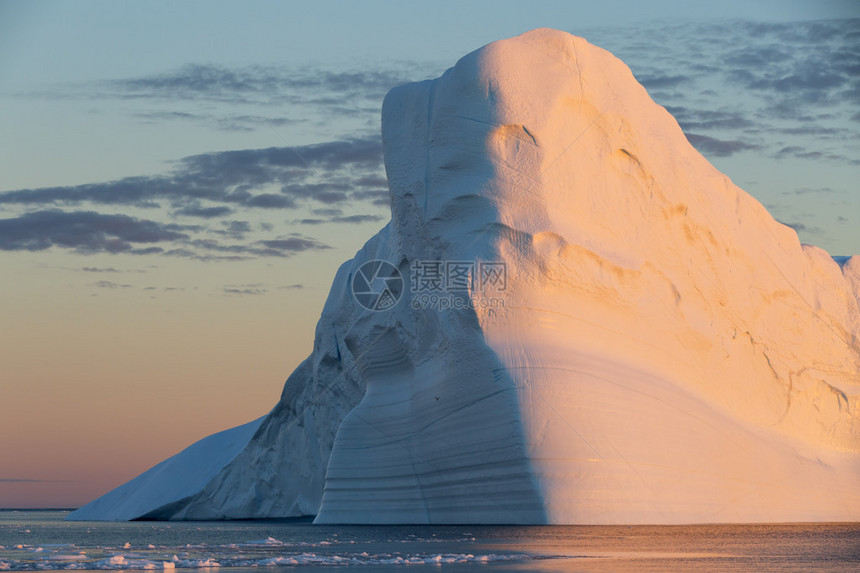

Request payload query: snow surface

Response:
[71,28,860,523]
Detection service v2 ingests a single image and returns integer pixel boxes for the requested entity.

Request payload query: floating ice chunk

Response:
[242,537,282,546]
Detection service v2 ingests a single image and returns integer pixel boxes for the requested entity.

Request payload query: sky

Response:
[0,0,857,508]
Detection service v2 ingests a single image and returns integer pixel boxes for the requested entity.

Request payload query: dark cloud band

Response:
[0,210,330,259]
[0,138,385,211]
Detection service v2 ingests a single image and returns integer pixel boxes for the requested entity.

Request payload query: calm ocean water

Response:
[0,510,857,571]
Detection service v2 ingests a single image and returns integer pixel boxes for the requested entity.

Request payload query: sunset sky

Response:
[1,0,858,508]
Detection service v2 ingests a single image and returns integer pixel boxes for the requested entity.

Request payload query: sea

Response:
[0,510,857,572]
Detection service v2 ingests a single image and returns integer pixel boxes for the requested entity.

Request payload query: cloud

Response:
[353,174,388,188]
[0,209,331,259]
[18,59,448,135]
[780,221,806,232]
[0,180,164,208]
[132,111,299,132]
[0,138,388,258]
[103,64,413,108]
[81,266,120,272]
[19,63,424,131]
[256,238,327,252]
[602,19,859,170]
[93,280,132,288]
[224,287,267,295]
[0,210,189,253]
[665,106,756,131]
[175,139,381,183]
[4,19,855,264]
[350,188,389,207]
[244,193,296,209]
[0,138,384,211]
[774,146,855,163]
[721,20,859,113]
[772,125,855,137]
[311,208,344,217]
[777,219,827,237]
[222,281,308,295]
[216,220,252,239]
[740,57,849,93]
[131,247,166,256]
[294,214,384,225]
[161,237,329,261]
[637,73,691,89]
[174,205,233,218]
[685,133,761,157]
[789,187,836,195]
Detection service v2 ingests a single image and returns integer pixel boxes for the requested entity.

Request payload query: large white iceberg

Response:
[69,28,860,524]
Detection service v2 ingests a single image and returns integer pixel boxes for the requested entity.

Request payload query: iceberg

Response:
[69,28,860,524]
[68,417,265,521]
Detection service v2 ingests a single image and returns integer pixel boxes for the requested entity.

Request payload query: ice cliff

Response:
[68,28,860,524]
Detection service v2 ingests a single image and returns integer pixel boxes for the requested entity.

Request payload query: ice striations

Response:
[69,28,860,524]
